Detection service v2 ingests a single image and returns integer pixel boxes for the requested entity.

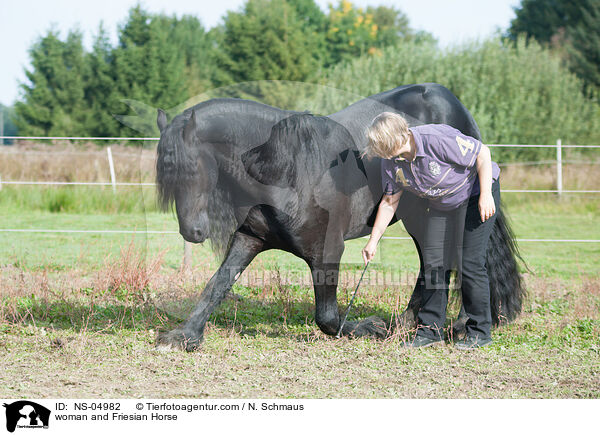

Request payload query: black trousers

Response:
[401,179,501,340]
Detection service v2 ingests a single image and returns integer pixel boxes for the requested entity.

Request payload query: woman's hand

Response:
[479,191,496,222]
[361,191,401,265]
[362,240,377,265]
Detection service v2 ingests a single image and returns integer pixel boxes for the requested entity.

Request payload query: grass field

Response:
[1,151,599,398]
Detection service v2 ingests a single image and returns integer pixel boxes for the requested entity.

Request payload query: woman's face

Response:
[389,134,411,160]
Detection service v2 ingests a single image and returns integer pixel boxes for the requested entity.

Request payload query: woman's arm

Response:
[362,191,402,264]
[476,144,496,222]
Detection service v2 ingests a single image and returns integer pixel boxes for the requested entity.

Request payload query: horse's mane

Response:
[156,98,289,210]
[156,111,194,212]
[156,98,293,256]
[242,112,354,187]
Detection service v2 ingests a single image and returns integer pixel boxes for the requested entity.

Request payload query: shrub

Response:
[317,36,600,162]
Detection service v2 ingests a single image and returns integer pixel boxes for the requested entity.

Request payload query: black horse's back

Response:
[369,83,482,140]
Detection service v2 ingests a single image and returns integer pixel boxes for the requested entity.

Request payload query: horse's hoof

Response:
[155,329,203,352]
[451,318,467,341]
[397,309,417,330]
[349,316,388,339]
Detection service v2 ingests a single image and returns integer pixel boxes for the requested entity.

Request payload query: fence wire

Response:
[1,137,599,243]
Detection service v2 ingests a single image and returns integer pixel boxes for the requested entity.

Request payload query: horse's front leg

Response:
[309,258,387,340]
[156,231,264,351]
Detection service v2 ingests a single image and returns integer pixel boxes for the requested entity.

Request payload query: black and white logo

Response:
[429,161,441,176]
[3,401,51,433]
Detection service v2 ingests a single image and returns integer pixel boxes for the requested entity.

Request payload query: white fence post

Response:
[0,174,2,191]
[556,139,563,197]
[183,240,192,270]
[106,146,117,194]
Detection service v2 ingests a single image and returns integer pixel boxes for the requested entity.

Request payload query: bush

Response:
[317,37,600,162]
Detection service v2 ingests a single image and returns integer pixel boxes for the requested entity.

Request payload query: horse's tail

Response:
[486,205,527,325]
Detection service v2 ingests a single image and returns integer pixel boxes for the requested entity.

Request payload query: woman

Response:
[361,112,501,349]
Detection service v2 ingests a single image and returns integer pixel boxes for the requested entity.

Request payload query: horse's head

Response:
[156,108,218,244]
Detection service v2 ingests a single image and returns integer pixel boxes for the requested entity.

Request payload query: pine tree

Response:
[506,0,589,43]
[112,6,156,107]
[84,24,121,137]
[567,2,600,92]
[15,28,88,136]
[111,6,189,134]
[170,15,219,97]
[506,0,599,91]
[216,0,321,84]
[0,104,18,144]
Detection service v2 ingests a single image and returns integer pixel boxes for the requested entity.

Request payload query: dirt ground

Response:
[1,270,598,399]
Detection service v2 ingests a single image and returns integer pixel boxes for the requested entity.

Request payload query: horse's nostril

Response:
[193,227,205,240]
[179,225,206,243]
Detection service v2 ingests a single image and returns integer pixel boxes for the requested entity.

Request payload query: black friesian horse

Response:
[155,83,525,351]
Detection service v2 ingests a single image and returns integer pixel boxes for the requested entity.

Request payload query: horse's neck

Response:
[200,100,292,154]
[196,101,290,186]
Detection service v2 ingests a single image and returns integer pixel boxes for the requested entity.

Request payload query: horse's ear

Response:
[157,109,168,133]
[183,110,197,144]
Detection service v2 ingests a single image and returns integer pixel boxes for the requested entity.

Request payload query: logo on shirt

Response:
[427,188,444,197]
[395,168,409,186]
[428,161,441,176]
[456,136,475,156]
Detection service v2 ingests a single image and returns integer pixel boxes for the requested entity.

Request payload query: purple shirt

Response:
[381,124,500,210]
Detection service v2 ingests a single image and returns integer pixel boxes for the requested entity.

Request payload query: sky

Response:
[0,0,521,106]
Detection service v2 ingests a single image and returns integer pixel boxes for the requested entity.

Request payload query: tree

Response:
[506,0,589,43]
[216,0,321,84]
[0,104,18,144]
[288,0,328,30]
[112,6,188,114]
[287,0,329,66]
[14,28,88,136]
[506,0,598,91]
[320,37,600,160]
[324,0,381,66]
[365,5,411,47]
[566,1,600,92]
[170,15,220,97]
[14,5,221,138]
[84,24,121,137]
[324,1,433,67]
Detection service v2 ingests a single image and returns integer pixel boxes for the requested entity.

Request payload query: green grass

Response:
[1,194,598,278]
[0,193,599,398]
[0,186,158,214]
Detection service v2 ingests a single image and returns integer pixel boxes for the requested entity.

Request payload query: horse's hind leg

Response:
[156,231,264,351]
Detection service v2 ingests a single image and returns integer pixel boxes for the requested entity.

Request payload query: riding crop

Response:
[336,260,370,338]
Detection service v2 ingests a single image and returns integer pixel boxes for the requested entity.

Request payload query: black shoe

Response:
[454,335,492,350]
[402,334,443,348]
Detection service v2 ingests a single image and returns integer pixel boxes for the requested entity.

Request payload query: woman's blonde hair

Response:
[361,112,410,160]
